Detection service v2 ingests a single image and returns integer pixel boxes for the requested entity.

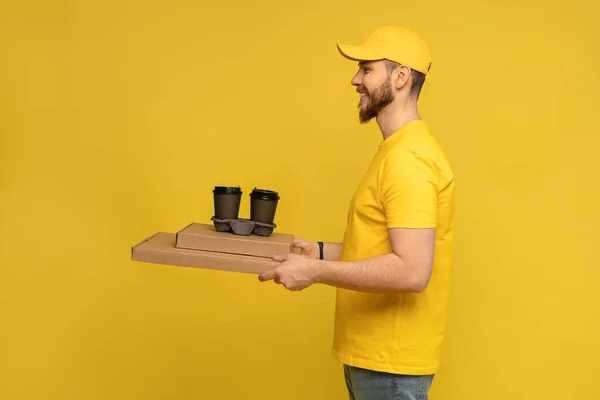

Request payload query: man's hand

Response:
[258,253,320,291]
[294,238,343,261]
[292,238,320,260]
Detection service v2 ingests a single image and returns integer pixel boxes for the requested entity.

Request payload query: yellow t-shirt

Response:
[332,119,455,375]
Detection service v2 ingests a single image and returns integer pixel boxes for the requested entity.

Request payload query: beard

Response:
[358,79,395,123]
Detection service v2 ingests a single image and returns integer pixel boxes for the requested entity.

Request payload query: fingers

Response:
[259,269,283,286]
[293,238,318,258]
[259,253,289,282]
[293,238,312,248]
[272,254,288,262]
[258,269,277,282]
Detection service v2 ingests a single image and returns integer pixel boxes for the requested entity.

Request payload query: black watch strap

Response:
[318,241,324,260]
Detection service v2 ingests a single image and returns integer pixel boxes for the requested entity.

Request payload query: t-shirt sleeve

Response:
[380,148,438,229]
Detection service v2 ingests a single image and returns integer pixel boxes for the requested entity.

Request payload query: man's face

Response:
[351,60,395,123]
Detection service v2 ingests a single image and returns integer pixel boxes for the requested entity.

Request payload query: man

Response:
[259,26,455,400]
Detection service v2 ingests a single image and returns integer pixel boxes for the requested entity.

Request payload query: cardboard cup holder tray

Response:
[210,216,276,237]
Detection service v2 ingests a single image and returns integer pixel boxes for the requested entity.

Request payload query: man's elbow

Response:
[390,254,432,293]
[406,265,432,293]
[410,276,430,293]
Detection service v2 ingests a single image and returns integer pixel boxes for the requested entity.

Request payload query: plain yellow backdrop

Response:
[1,0,599,399]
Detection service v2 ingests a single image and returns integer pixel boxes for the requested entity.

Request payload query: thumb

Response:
[258,268,277,282]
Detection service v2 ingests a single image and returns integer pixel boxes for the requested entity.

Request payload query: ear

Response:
[392,65,412,90]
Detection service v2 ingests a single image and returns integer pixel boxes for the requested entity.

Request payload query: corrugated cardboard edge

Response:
[131,232,161,258]
[175,222,195,243]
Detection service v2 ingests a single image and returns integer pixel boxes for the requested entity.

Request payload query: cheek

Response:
[363,76,384,94]
[362,77,372,91]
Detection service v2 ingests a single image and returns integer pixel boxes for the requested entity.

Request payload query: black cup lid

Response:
[250,188,279,200]
[213,186,242,194]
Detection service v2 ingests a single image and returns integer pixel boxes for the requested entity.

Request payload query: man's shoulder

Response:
[384,126,454,183]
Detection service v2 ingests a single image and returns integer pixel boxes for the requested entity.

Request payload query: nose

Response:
[351,69,362,87]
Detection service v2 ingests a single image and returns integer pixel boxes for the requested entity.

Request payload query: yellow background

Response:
[1,0,599,399]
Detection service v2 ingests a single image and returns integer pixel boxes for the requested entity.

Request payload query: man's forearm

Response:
[323,242,343,261]
[315,253,427,293]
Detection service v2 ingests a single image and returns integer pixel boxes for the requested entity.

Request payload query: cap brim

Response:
[337,43,382,62]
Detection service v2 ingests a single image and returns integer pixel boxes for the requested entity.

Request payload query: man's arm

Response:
[316,228,435,293]
[261,227,435,293]
[323,242,343,261]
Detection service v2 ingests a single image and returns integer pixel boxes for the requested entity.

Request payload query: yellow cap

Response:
[337,26,432,75]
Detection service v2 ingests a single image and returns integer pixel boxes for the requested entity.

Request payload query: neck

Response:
[375,98,421,140]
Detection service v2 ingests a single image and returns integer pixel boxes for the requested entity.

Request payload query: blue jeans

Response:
[344,365,434,400]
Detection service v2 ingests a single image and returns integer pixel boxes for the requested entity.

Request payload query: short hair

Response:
[384,60,426,99]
